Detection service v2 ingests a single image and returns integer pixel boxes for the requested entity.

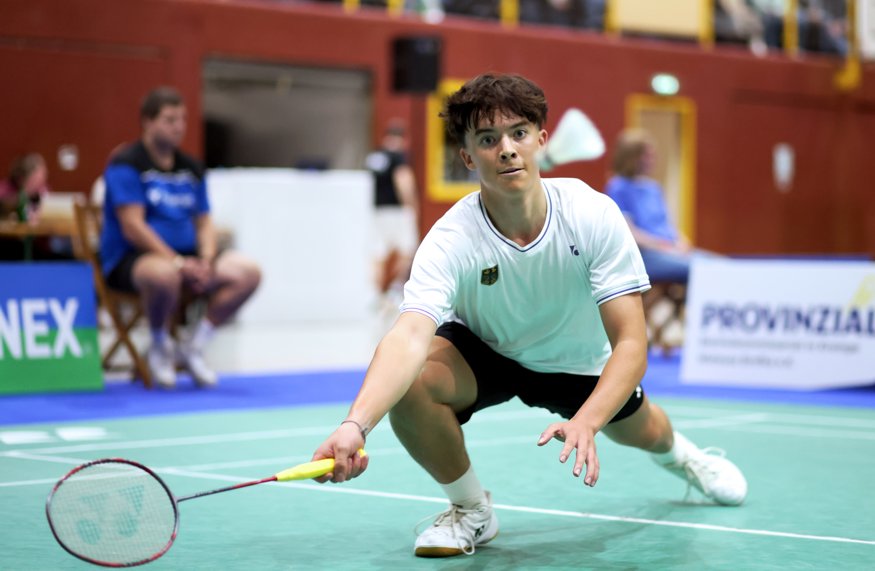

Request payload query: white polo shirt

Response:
[400,178,650,376]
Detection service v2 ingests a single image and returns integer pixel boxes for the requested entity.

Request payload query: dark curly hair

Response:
[441,73,548,147]
[140,86,184,120]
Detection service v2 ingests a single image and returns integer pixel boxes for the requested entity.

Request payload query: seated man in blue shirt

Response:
[605,128,702,283]
[100,87,261,388]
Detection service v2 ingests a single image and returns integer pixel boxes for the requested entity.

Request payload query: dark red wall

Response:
[1,0,873,256]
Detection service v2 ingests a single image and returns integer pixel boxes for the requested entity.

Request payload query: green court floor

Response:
[2,397,874,570]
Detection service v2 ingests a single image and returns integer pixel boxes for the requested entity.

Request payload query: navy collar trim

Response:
[478,183,552,252]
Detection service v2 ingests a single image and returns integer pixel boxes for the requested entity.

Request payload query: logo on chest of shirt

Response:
[480,265,499,286]
[146,187,196,209]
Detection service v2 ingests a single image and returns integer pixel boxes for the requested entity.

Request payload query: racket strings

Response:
[47,461,177,566]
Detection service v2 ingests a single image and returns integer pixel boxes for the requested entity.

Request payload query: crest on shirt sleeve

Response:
[480,265,499,286]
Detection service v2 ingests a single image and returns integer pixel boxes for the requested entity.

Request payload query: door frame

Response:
[625,94,697,241]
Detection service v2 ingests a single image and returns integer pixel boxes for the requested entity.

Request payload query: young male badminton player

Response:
[311,73,747,557]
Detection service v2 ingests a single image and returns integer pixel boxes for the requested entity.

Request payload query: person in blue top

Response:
[100,86,261,389]
[605,128,703,283]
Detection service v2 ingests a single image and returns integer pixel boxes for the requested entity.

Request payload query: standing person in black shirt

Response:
[365,119,419,305]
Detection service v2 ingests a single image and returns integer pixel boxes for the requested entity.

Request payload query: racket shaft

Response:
[177,450,365,502]
[177,476,276,502]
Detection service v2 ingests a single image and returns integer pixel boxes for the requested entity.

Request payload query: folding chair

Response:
[72,196,153,388]
[643,281,687,353]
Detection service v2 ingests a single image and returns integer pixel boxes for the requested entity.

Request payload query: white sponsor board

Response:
[207,168,376,323]
[861,0,875,60]
[680,257,875,390]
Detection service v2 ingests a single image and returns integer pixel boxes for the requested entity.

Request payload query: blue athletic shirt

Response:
[100,141,210,274]
[604,175,677,243]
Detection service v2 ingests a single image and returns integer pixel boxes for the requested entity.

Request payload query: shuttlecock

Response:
[539,108,605,171]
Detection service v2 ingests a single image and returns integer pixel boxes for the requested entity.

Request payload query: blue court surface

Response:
[1,355,873,425]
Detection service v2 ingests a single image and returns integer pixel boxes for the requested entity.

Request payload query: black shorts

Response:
[105,249,196,292]
[435,321,645,425]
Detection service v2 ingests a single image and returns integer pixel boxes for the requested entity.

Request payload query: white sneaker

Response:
[177,339,218,387]
[655,433,748,506]
[147,338,176,389]
[414,492,499,557]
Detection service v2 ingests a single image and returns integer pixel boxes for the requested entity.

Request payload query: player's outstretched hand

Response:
[311,423,369,484]
[537,420,600,487]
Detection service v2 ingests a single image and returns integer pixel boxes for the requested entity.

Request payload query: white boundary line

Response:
[5,444,875,547]
[156,467,875,548]
[5,406,875,459]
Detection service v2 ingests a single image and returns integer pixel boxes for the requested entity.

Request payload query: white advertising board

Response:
[680,257,875,390]
[861,0,875,60]
[207,168,376,324]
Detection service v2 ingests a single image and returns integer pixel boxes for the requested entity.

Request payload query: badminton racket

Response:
[46,451,366,567]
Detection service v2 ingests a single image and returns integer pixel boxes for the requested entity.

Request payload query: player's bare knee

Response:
[392,366,443,416]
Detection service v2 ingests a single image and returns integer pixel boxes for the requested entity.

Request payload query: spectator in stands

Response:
[0,153,49,224]
[753,0,848,55]
[443,0,499,20]
[748,0,786,50]
[520,0,604,30]
[365,119,419,306]
[714,0,768,55]
[605,128,705,284]
[800,0,848,54]
[0,153,55,260]
[100,87,261,389]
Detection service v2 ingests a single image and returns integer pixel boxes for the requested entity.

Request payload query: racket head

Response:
[46,458,179,568]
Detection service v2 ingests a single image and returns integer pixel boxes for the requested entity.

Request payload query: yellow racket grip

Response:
[275,449,367,481]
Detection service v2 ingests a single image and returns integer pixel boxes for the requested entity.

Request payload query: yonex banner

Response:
[0,262,103,394]
[681,257,875,390]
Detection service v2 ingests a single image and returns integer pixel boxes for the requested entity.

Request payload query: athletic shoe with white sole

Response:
[655,432,748,506]
[177,339,218,388]
[414,491,499,557]
[147,337,176,389]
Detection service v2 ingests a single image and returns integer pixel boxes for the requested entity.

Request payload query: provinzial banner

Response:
[0,262,103,394]
[680,257,875,391]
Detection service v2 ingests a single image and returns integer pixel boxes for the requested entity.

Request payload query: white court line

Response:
[715,423,875,441]
[7,442,875,547]
[176,436,540,472]
[0,437,538,487]
[664,405,875,428]
[673,413,770,429]
[4,451,93,465]
[0,425,338,456]
[0,415,875,458]
[157,468,875,547]
[0,476,60,487]
[0,407,875,457]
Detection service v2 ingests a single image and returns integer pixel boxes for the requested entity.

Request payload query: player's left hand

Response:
[537,420,600,487]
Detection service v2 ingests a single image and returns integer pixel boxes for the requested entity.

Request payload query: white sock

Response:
[190,318,216,349]
[150,327,168,346]
[440,465,487,509]
[652,431,696,465]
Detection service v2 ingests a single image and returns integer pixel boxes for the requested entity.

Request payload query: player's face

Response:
[144,104,187,149]
[460,111,546,195]
[640,143,656,175]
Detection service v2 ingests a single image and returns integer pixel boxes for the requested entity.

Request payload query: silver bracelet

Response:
[340,419,369,442]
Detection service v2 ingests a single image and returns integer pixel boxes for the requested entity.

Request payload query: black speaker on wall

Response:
[392,36,442,93]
